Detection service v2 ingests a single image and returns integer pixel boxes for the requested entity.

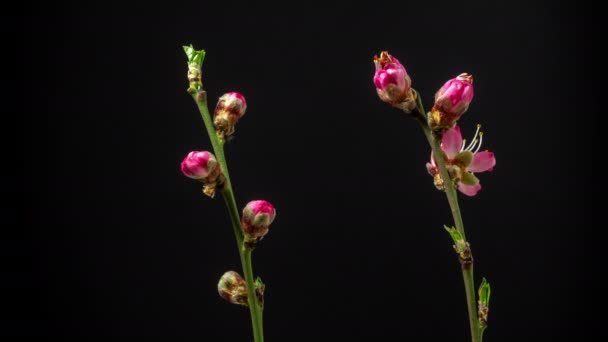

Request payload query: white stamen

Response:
[473,132,483,154]
[468,125,481,148]
[466,139,478,152]
[460,124,484,153]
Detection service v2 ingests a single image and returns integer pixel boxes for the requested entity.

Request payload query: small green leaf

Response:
[254,276,265,288]
[254,276,265,307]
[461,172,479,186]
[478,277,491,307]
[454,151,473,167]
[444,225,462,244]
[183,44,206,66]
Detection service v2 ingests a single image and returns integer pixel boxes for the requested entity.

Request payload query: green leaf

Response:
[444,225,462,244]
[478,277,491,307]
[254,276,265,288]
[183,44,206,66]
[461,172,479,186]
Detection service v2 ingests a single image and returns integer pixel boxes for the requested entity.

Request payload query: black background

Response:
[7,1,598,340]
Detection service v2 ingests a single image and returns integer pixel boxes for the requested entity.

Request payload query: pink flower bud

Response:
[181,151,217,179]
[217,271,248,306]
[214,92,247,139]
[429,73,474,132]
[180,151,224,198]
[241,200,276,241]
[373,51,413,107]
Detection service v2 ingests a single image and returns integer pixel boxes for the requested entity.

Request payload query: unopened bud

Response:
[429,73,474,133]
[213,92,247,140]
[241,200,276,243]
[217,271,248,306]
[373,51,416,112]
[180,151,225,197]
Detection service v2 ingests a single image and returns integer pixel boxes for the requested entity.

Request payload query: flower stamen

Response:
[462,124,483,152]
[473,132,483,154]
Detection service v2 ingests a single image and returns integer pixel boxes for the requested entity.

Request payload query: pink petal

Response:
[426,162,435,175]
[461,83,474,103]
[446,81,466,106]
[458,183,481,196]
[374,71,395,90]
[386,64,406,91]
[429,151,437,167]
[468,152,496,173]
[373,71,385,89]
[441,126,463,159]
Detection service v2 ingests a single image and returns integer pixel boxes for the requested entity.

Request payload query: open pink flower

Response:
[426,126,495,196]
[373,51,412,105]
[429,73,474,132]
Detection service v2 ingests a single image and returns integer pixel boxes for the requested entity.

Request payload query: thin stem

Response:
[414,99,481,342]
[242,247,264,342]
[190,91,264,342]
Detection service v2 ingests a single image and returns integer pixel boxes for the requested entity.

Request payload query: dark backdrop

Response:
[7,1,598,340]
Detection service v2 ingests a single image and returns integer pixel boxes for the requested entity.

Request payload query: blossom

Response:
[214,92,247,139]
[426,125,495,196]
[373,51,415,110]
[241,200,276,241]
[429,73,474,132]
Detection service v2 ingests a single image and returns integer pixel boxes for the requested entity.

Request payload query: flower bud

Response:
[241,200,276,242]
[373,51,416,112]
[429,73,474,132]
[217,271,248,306]
[181,151,216,180]
[213,92,247,140]
[180,151,225,198]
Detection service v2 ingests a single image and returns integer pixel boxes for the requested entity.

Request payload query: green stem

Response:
[414,97,481,342]
[242,247,264,342]
[190,91,264,342]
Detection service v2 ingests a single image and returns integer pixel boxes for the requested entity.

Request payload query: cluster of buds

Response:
[214,92,247,140]
[372,51,494,196]
[373,51,474,132]
[374,50,494,336]
[241,200,276,246]
[181,151,225,198]
[182,48,278,330]
[373,51,417,113]
[426,126,496,196]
